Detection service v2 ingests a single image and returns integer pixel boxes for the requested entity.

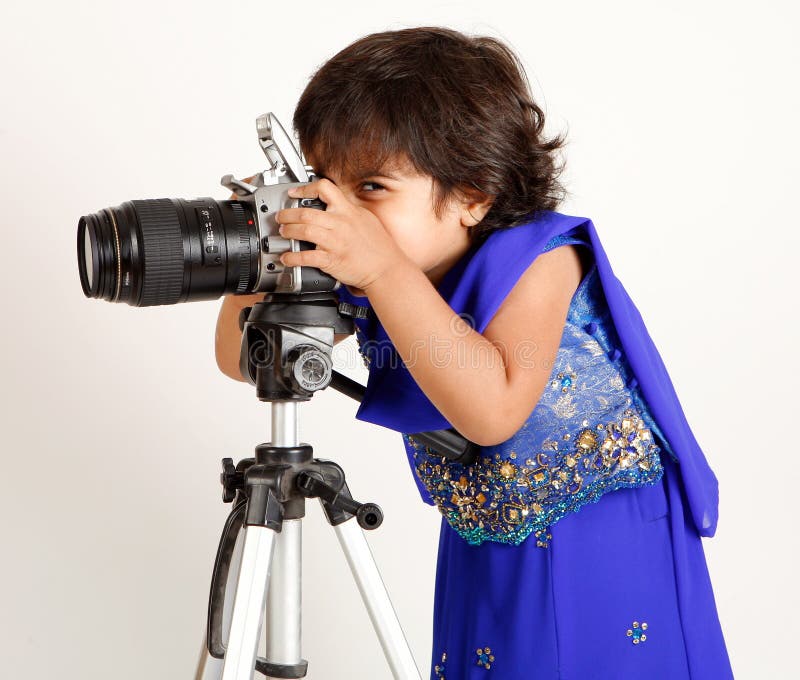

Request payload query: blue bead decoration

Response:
[476,647,495,669]
[535,528,552,548]
[608,347,622,362]
[584,321,598,335]
[627,621,648,644]
[434,651,447,678]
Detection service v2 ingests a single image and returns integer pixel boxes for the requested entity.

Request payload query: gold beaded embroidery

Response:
[405,407,663,546]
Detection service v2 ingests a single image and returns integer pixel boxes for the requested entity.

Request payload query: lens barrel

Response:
[77,198,260,306]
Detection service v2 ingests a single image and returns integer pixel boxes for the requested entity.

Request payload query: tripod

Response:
[193,291,420,680]
[193,291,478,679]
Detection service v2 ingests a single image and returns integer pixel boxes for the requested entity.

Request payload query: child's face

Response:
[306,152,475,288]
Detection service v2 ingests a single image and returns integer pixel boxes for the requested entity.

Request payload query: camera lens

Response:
[77,198,260,306]
[83,227,95,290]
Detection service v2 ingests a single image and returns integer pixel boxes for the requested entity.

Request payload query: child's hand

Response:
[274,179,412,293]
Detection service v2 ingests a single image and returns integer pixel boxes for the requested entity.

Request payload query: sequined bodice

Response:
[398,233,674,546]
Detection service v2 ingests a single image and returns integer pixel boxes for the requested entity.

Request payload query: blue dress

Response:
[336,216,732,679]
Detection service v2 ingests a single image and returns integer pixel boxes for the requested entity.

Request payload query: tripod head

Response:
[238,291,354,401]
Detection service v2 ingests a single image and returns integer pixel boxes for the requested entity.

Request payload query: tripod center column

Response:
[272,401,300,447]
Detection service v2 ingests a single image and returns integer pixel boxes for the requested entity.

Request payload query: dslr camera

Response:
[77,112,338,307]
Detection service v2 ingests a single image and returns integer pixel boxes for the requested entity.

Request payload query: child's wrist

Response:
[362,257,418,296]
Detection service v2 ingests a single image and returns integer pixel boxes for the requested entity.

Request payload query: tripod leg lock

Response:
[296,470,384,530]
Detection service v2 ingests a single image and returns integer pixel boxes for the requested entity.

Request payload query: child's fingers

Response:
[278,222,336,251]
[275,206,335,228]
[288,178,343,207]
[280,247,332,270]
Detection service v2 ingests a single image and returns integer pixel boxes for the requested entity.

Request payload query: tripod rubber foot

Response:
[255,656,309,678]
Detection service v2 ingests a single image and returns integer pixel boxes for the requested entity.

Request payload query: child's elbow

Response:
[215,337,248,382]
[215,355,246,382]
[470,429,515,448]
[467,402,535,447]
[464,420,520,447]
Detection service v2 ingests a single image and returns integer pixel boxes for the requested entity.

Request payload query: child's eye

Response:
[360,181,385,192]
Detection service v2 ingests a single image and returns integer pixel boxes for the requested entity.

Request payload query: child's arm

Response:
[214,292,261,383]
[363,244,584,446]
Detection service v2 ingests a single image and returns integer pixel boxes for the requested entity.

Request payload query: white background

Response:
[2,1,797,678]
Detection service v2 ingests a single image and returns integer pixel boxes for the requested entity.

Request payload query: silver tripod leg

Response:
[333,518,421,679]
[221,525,277,679]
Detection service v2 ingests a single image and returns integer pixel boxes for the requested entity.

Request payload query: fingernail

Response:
[287,187,298,196]
[278,225,285,235]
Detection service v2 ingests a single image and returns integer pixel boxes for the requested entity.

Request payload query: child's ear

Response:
[459,190,495,227]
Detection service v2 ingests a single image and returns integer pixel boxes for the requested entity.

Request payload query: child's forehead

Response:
[306,146,414,183]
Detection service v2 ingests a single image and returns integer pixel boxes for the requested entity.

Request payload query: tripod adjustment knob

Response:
[356,503,384,530]
[284,344,333,394]
[220,457,243,503]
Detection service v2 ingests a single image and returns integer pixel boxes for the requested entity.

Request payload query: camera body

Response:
[220,112,334,295]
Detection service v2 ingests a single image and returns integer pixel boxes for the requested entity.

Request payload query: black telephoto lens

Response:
[77,198,261,306]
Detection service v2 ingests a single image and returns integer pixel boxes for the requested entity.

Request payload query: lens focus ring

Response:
[230,202,252,294]
[133,199,185,306]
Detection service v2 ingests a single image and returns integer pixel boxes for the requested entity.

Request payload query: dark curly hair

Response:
[293,26,569,246]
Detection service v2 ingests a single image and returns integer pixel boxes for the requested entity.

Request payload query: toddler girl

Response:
[216,26,732,680]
